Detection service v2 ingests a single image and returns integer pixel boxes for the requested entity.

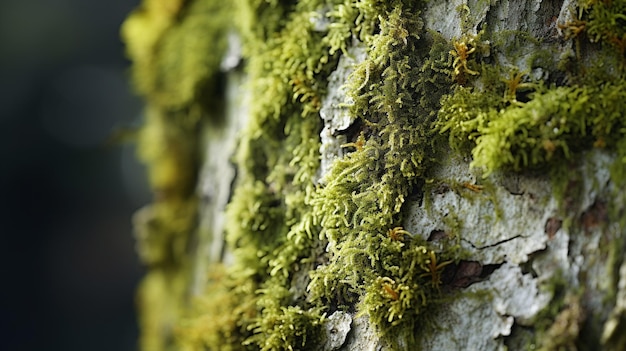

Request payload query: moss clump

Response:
[244,283,326,351]
[175,265,256,351]
[438,81,626,177]
[359,235,453,347]
[122,0,231,350]
[436,1,626,182]
[123,0,231,111]
[307,2,462,346]
[214,0,361,348]
[582,0,626,58]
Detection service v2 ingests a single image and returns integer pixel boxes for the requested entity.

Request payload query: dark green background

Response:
[0,1,147,350]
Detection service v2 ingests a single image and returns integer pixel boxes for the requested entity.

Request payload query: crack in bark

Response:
[461,234,524,250]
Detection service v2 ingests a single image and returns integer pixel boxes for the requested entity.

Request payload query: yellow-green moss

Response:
[175,264,256,351]
[582,0,626,58]
[124,0,626,350]
[218,0,459,348]
[123,0,231,349]
[123,0,231,111]
[438,81,626,177]
[435,1,626,183]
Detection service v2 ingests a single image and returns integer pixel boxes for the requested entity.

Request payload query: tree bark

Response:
[123,0,626,350]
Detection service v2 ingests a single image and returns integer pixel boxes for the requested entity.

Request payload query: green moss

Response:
[125,0,626,350]
[306,3,465,346]
[124,0,231,112]
[175,265,256,351]
[437,79,626,178]
[221,1,460,348]
[218,0,362,348]
[136,267,189,351]
[435,4,626,180]
[244,283,325,351]
[358,235,455,348]
[122,0,232,349]
[582,0,626,59]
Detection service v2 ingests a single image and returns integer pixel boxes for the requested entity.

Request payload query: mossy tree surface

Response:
[123,0,626,350]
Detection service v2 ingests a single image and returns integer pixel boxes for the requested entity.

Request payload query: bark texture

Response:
[123,0,626,350]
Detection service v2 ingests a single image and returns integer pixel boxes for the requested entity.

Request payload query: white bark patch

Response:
[319,311,353,351]
[423,0,465,40]
[489,263,551,325]
[402,150,616,350]
[318,43,366,179]
[192,69,249,294]
[405,153,553,265]
[420,263,550,350]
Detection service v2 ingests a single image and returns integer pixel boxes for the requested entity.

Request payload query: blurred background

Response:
[0,0,149,350]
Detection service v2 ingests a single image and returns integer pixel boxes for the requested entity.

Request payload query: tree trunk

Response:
[122,0,626,350]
